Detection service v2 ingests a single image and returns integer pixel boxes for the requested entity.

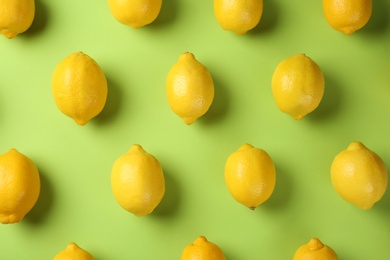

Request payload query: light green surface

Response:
[1,0,390,259]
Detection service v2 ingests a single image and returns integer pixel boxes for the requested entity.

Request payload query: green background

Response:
[1,0,390,259]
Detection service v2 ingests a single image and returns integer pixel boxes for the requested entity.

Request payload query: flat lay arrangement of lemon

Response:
[0,0,389,259]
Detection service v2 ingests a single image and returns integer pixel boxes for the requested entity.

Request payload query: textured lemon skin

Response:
[0,148,40,224]
[214,0,263,35]
[52,52,108,126]
[166,52,215,125]
[111,144,165,217]
[323,0,372,35]
[225,143,276,209]
[0,0,35,39]
[108,0,162,28]
[331,142,388,210]
[181,236,226,260]
[272,54,325,120]
[54,242,94,260]
[293,238,338,260]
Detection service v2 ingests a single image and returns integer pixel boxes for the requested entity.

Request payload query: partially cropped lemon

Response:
[0,0,35,39]
[323,0,372,35]
[52,52,108,126]
[331,142,388,210]
[293,238,338,260]
[225,143,276,209]
[166,52,214,125]
[54,242,93,260]
[181,236,226,260]
[214,0,263,35]
[111,144,165,216]
[272,54,325,120]
[0,148,40,224]
[108,0,162,28]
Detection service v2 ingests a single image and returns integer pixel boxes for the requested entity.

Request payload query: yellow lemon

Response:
[54,242,93,260]
[0,0,35,39]
[323,0,372,35]
[166,52,214,125]
[52,52,108,126]
[108,0,162,28]
[111,144,165,216]
[272,54,325,120]
[225,143,276,209]
[0,148,40,224]
[181,236,226,260]
[293,238,338,260]
[331,142,388,210]
[214,0,263,35]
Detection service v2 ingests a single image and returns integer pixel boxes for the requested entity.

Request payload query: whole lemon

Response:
[53,242,93,260]
[293,238,338,260]
[0,0,35,39]
[225,143,276,209]
[108,0,162,28]
[52,52,108,126]
[214,0,263,35]
[331,142,388,210]
[111,144,165,216]
[323,0,372,35]
[181,236,226,260]
[166,52,215,125]
[0,148,40,224]
[272,54,325,120]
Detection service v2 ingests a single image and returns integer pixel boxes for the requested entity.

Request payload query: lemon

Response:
[166,52,214,125]
[214,0,263,35]
[0,148,40,224]
[108,0,162,28]
[331,142,388,210]
[52,52,108,126]
[111,144,165,216]
[54,242,93,260]
[272,54,325,120]
[224,143,276,209]
[181,236,226,260]
[0,0,35,39]
[323,0,372,35]
[293,238,338,260]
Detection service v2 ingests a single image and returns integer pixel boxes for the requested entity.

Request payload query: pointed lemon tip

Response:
[347,141,366,151]
[182,117,196,125]
[308,238,324,251]
[74,118,89,126]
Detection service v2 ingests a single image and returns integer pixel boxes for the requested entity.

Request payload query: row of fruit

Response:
[52,236,337,259]
[0,0,372,39]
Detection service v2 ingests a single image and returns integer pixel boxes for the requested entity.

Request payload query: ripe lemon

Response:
[52,52,108,126]
[224,143,276,209]
[0,0,35,39]
[54,242,93,260]
[181,236,226,260]
[0,148,40,224]
[293,238,338,260]
[272,54,325,120]
[111,144,165,216]
[331,142,388,210]
[323,0,372,35]
[214,0,263,35]
[166,52,214,125]
[108,0,162,28]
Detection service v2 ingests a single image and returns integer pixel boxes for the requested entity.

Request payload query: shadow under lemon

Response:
[22,0,49,38]
[199,70,231,125]
[94,76,123,125]
[151,170,181,218]
[24,168,54,224]
[306,71,343,122]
